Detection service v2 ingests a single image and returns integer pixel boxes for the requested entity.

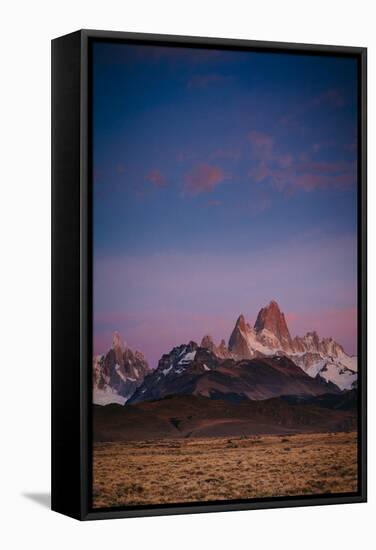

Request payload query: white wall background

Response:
[0,1,374,548]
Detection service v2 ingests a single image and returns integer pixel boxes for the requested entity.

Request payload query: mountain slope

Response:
[129,344,339,404]
[94,393,357,442]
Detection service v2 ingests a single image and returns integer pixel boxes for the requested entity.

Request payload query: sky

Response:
[92,41,358,367]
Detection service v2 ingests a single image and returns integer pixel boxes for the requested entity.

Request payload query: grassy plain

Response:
[92,431,357,508]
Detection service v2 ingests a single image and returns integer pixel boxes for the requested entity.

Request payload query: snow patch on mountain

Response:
[316,363,357,391]
[93,387,127,406]
[179,350,196,364]
[162,366,173,376]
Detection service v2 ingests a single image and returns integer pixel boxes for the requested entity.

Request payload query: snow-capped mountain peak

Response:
[254,299,292,349]
[227,301,357,390]
[93,332,150,405]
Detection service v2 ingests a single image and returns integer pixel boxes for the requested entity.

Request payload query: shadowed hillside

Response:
[93,392,357,442]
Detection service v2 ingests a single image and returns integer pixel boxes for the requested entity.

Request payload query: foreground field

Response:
[92,431,357,508]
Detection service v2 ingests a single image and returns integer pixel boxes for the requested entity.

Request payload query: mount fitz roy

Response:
[93,300,357,405]
[226,300,357,390]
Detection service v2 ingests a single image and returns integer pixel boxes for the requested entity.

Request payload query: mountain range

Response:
[93,300,357,406]
[128,345,341,404]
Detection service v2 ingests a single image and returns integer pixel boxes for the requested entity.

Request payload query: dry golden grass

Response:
[92,431,358,508]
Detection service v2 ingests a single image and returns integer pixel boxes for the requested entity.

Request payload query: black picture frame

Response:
[51,29,367,520]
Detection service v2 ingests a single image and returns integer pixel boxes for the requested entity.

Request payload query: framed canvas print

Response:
[51,29,367,520]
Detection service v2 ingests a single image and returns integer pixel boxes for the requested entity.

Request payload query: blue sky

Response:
[92,41,358,366]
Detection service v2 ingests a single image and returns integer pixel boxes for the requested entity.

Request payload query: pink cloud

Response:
[277,154,293,168]
[145,169,168,188]
[249,131,274,157]
[299,152,310,162]
[184,163,226,195]
[251,163,270,183]
[293,160,356,191]
[248,129,356,193]
[293,173,353,192]
[248,132,275,182]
